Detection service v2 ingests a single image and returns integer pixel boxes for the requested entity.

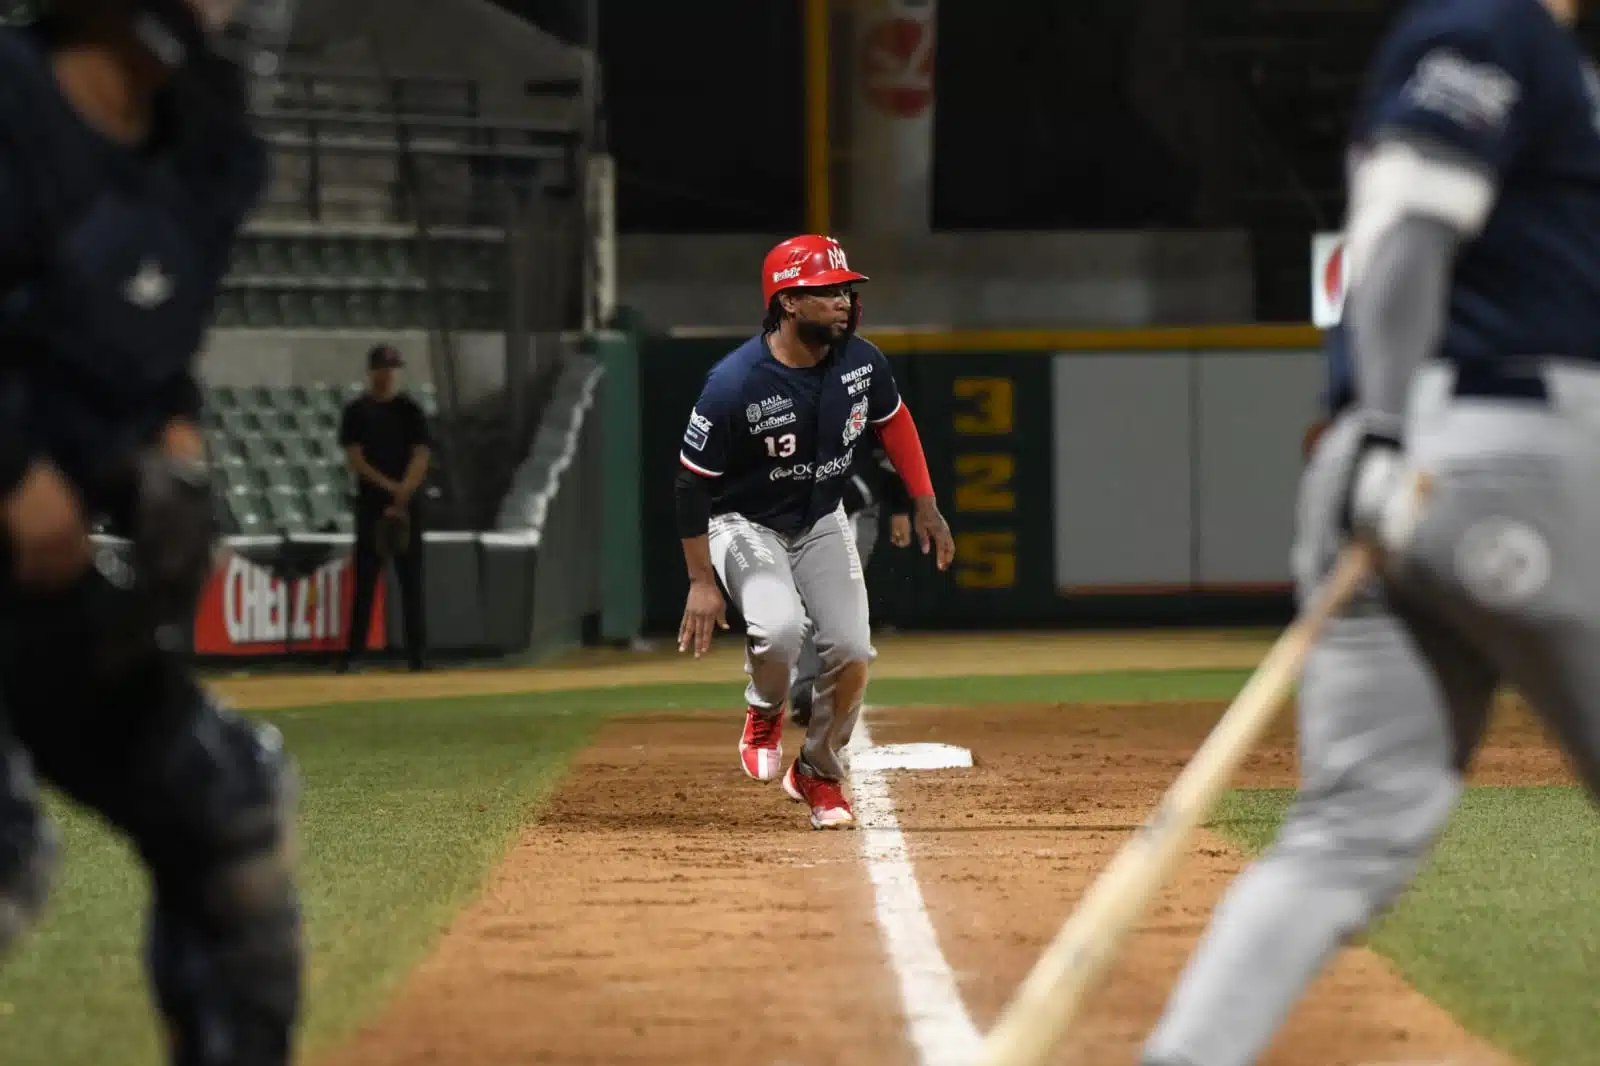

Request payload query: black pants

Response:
[344,502,426,668]
[0,573,302,1065]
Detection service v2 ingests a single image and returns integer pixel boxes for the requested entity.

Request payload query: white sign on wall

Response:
[1311,232,1345,328]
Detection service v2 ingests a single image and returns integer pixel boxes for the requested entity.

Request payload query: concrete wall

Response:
[618,231,1254,331]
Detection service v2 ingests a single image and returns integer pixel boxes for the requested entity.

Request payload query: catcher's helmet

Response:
[760,235,869,306]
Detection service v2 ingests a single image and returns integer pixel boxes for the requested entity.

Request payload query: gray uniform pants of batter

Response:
[710,505,874,782]
[1145,360,1600,1066]
[789,504,880,722]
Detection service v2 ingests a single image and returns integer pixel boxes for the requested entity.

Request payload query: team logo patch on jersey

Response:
[843,396,869,445]
[1404,48,1521,134]
[746,403,762,424]
[1454,517,1551,608]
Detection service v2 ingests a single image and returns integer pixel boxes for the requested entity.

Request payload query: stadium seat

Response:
[309,291,342,328]
[242,289,280,327]
[231,507,268,537]
[245,385,278,413]
[285,238,320,280]
[306,488,345,532]
[344,290,378,329]
[311,384,345,414]
[254,237,288,278]
[263,492,309,533]
[218,291,247,327]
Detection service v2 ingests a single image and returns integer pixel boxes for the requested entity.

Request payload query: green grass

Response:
[1211,787,1600,1066]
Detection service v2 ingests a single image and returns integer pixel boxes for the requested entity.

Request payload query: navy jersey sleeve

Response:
[679,373,736,478]
[1365,13,1534,174]
[864,344,903,423]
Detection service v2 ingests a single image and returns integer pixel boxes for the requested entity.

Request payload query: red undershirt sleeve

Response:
[873,400,934,498]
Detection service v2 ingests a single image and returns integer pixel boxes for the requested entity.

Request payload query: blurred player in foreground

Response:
[0,1,304,1063]
[1143,1,1600,1063]
[676,235,954,829]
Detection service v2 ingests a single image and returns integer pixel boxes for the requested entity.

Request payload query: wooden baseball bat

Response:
[972,539,1377,1066]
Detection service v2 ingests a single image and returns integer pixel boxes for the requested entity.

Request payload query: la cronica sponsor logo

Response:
[750,411,797,434]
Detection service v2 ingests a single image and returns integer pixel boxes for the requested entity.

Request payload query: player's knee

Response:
[819,630,874,672]
[204,714,300,923]
[151,701,302,929]
[750,612,808,666]
[0,816,56,957]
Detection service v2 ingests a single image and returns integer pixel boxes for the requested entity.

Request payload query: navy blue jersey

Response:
[1351,0,1600,369]
[0,23,266,505]
[679,334,903,535]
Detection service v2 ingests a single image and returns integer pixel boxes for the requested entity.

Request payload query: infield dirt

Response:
[317,694,1567,1066]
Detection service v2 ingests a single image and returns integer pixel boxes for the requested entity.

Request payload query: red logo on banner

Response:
[1323,241,1344,308]
[192,551,386,656]
[862,17,935,119]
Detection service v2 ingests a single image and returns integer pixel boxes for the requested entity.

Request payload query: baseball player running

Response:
[676,235,954,830]
[789,438,913,729]
[0,3,304,1063]
[1142,1,1600,1064]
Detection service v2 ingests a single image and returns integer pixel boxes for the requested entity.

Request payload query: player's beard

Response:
[796,317,842,349]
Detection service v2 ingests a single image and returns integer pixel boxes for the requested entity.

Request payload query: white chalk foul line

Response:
[848,709,983,1066]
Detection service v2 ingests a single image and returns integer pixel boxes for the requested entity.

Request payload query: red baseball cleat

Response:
[739,706,784,781]
[782,760,856,830]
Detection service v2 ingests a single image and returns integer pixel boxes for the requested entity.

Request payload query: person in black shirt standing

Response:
[337,345,431,672]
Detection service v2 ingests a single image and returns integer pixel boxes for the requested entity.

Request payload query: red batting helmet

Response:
[761,235,870,306]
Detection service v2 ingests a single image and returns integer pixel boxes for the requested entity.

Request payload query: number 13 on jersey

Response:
[764,433,797,458]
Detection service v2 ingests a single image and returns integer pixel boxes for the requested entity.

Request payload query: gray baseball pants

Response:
[709,504,874,781]
[789,504,880,724]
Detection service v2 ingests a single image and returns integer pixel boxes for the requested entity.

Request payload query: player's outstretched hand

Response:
[912,497,955,571]
[5,459,89,588]
[889,513,912,548]
[679,578,729,658]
